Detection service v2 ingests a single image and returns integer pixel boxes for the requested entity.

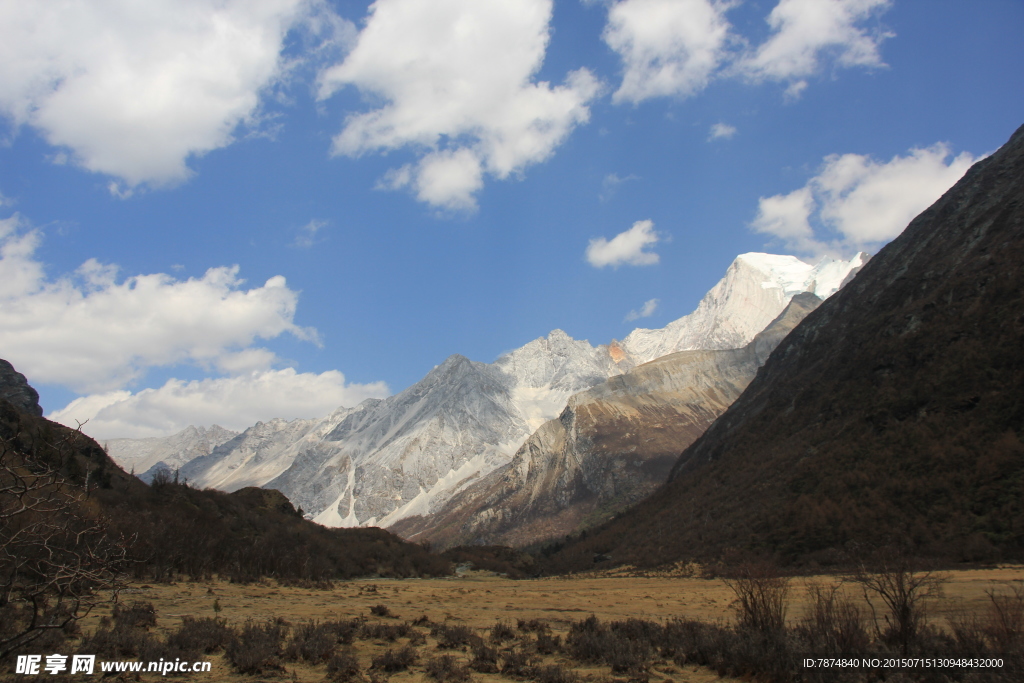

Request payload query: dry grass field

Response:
[28,565,1018,683]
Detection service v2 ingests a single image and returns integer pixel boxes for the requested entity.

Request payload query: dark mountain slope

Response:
[543,123,1024,572]
[0,359,450,584]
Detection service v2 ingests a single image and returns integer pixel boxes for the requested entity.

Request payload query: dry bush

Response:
[533,629,561,655]
[369,604,394,618]
[425,653,472,682]
[371,644,418,672]
[855,550,945,655]
[469,641,500,673]
[112,601,157,629]
[566,615,650,674]
[361,621,411,642]
[983,582,1024,654]
[326,648,364,683]
[284,619,337,663]
[225,619,287,674]
[517,618,549,633]
[165,616,234,654]
[722,561,790,634]
[499,645,537,678]
[798,582,869,654]
[490,620,517,643]
[432,623,479,649]
[533,664,579,683]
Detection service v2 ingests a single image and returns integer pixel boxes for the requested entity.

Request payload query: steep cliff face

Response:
[0,358,43,417]
[392,294,822,548]
[544,123,1024,571]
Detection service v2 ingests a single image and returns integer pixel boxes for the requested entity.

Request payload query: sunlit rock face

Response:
[103,252,863,535]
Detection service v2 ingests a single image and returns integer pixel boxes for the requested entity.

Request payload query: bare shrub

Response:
[490,620,517,643]
[370,604,393,618]
[225,619,286,674]
[534,629,561,655]
[371,644,418,672]
[566,615,651,674]
[425,653,472,682]
[326,648,364,683]
[361,621,410,642]
[469,642,500,673]
[722,561,790,634]
[983,582,1024,654]
[517,618,549,633]
[798,582,869,654]
[165,616,234,654]
[533,664,579,683]
[284,620,337,663]
[432,623,479,649]
[500,646,537,678]
[0,427,130,659]
[79,622,154,659]
[855,549,944,654]
[112,601,157,629]
[325,618,359,645]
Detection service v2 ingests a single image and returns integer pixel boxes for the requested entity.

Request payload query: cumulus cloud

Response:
[0,0,350,189]
[317,0,601,210]
[599,0,893,103]
[604,0,733,104]
[0,216,318,393]
[708,122,737,140]
[49,369,389,440]
[752,143,978,256]
[625,298,659,322]
[738,0,893,89]
[586,219,661,268]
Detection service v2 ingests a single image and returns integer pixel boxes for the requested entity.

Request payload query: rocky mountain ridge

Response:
[104,252,865,532]
[390,292,822,549]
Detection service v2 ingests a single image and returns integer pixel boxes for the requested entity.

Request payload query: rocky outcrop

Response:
[392,293,822,548]
[0,359,43,417]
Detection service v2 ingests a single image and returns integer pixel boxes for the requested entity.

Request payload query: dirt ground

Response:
[20,566,1024,682]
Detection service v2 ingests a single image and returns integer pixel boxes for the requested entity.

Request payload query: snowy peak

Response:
[619,251,866,364]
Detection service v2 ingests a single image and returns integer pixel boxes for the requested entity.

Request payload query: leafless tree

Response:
[722,560,791,633]
[0,426,130,659]
[854,547,945,655]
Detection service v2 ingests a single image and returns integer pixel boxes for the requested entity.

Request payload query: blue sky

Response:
[0,0,1021,439]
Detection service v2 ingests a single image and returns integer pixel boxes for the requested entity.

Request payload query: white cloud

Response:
[604,0,733,104]
[625,298,659,322]
[0,216,318,393]
[738,0,893,87]
[752,143,978,255]
[0,0,350,189]
[293,218,327,248]
[50,369,389,440]
[586,219,661,268]
[317,0,601,210]
[600,0,893,104]
[600,172,640,201]
[708,122,737,140]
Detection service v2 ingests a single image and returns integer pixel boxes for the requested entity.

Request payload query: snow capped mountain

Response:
[619,252,867,364]
[104,251,866,532]
[105,424,238,482]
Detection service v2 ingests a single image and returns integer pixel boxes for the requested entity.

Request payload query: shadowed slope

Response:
[543,123,1024,571]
